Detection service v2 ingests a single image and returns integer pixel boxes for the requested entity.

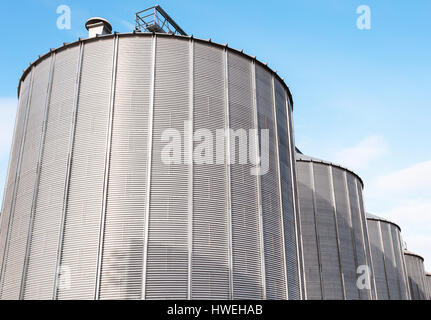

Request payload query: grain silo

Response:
[404,250,429,300]
[0,7,304,300]
[426,273,431,300]
[366,214,410,300]
[295,151,376,300]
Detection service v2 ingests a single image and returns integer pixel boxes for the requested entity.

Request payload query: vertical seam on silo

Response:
[52,42,84,299]
[285,93,306,300]
[387,225,402,299]
[399,233,411,299]
[95,35,119,300]
[309,162,324,299]
[0,66,35,298]
[187,38,194,301]
[20,53,56,300]
[223,48,234,300]
[419,258,427,299]
[377,221,391,299]
[251,61,267,300]
[343,170,360,299]
[354,180,376,299]
[328,165,346,299]
[271,75,289,300]
[142,34,157,300]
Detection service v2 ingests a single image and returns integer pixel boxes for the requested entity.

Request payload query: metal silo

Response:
[366,214,410,300]
[295,151,376,300]
[404,250,429,300]
[0,10,304,300]
[426,273,431,300]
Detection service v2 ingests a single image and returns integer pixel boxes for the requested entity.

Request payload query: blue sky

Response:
[0,1,430,269]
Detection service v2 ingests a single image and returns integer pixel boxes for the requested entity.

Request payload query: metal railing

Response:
[135,5,187,36]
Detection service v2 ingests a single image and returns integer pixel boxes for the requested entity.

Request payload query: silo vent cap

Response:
[85,17,112,38]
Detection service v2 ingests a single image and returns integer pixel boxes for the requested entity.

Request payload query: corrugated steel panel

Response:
[331,167,359,299]
[0,73,33,292]
[1,35,302,300]
[145,37,189,300]
[255,65,286,300]
[57,39,114,300]
[366,216,411,300]
[297,160,374,300]
[98,36,152,300]
[191,42,229,299]
[367,220,389,299]
[285,97,302,300]
[380,223,400,299]
[228,51,263,299]
[426,275,431,300]
[346,174,368,300]
[275,79,299,300]
[23,46,79,300]
[390,225,409,299]
[405,253,428,300]
[312,163,343,299]
[1,58,51,299]
[297,161,322,300]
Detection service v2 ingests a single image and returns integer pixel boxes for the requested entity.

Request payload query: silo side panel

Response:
[146,37,189,300]
[381,223,400,299]
[24,46,79,299]
[426,275,431,300]
[0,74,32,287]
[418,258,428,299]
[297,161,321,299]
[1,58,50,299]
[313,164,343,299]
[391,226,409,299]
[274,79,298,299]
[346,174,368,299]
[356,179,376,299]
[406,256,420,299]
[57,39,114,300]
[192,42,229,299]
[99,36,152,299]
[367,220,389,299]
[285,92,302,300]
[255,65,286,299]
[332,168,359,299]
[228,51,262,299]
[406,255,427,300]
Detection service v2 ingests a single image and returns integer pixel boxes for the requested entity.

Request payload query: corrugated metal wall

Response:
[296,156,376,300]
[426,274,431,300]
[366,216,410,300]
[1,57,51,299]
[24,46,80,300]
[0,34,302,300]
[192,42,229,299]
[404,252,429,300]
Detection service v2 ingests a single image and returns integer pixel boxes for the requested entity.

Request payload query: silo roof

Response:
[404,250,425,261]
[366,213,402,232]
[295,152,364,188]
[17,32,294,110]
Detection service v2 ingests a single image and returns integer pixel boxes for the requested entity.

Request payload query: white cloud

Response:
[366,160,431,270]
[373,160,431,197]
[380,201,431,271]
[334,135,388,171]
